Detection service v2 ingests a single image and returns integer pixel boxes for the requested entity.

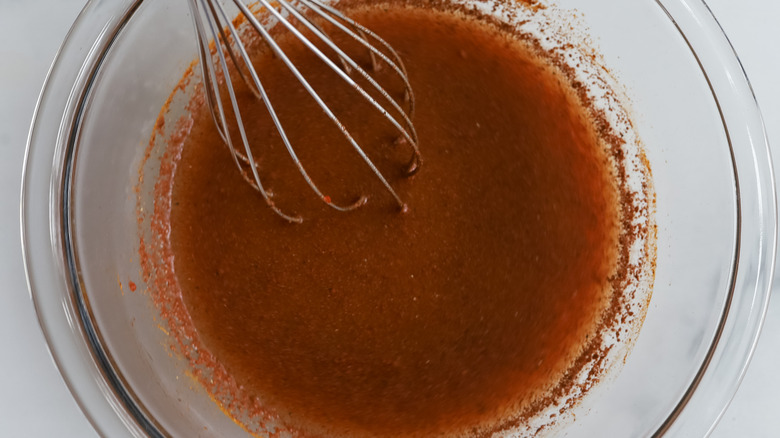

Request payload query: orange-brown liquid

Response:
[169,6,619,437]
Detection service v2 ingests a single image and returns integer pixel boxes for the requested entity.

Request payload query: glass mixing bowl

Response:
[22,0,776,436]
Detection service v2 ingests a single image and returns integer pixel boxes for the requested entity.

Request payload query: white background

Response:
[1,1,777,436]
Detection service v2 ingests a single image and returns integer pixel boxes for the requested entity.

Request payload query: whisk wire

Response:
[302,0,417,116]
[192,3,227,143]
[273,0,420,168]
[209,3,263,101]
[195,0,305,223]
[189,0,420,221]
[235,0,407,209]
[215,0,358,214]
[227,0,371,212]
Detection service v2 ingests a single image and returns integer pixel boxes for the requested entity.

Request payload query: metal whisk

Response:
[187,0,420,223]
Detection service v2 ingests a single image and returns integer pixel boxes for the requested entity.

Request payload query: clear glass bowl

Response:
[21,0,776,436]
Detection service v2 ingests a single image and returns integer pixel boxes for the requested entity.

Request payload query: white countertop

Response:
[1,1,778,436]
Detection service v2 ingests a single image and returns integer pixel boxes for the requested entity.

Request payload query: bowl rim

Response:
[21,0,776,436]
[650,0,777,435]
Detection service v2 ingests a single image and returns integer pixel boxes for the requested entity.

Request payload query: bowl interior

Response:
[29,0,772,436]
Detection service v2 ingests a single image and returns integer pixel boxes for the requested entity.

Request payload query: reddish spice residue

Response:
[128,281,137,292]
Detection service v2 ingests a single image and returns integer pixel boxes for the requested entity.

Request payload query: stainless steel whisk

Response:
[187,0,420,223]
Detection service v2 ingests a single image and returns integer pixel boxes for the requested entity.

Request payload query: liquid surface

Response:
[169,6,620,437]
